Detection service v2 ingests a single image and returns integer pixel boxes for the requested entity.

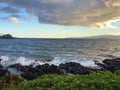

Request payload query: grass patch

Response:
[1,71,120,90]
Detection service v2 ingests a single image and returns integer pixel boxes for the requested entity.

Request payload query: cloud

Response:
[9,17,20,23]
[0,0,120,28]
[0,6,19,13]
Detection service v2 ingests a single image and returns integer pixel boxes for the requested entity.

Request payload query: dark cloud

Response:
[0,6,19,13]
[0,0,120,28]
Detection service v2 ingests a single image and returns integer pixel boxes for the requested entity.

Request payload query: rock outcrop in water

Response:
[1,58,120,80]
[96,58,120,72]
[0,34,13,39]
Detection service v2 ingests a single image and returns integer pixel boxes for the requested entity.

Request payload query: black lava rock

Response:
[59,62,93,75]
[102,58,120,72]
[0,69,8,77]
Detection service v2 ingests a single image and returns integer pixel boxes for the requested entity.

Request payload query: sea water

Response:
[0,38,120,67]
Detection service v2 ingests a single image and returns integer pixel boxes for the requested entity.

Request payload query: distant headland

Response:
[0,34,14,39]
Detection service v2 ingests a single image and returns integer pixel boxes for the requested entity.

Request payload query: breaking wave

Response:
[0,55,99,68]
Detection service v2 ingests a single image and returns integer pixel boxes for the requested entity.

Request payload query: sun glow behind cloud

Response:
[9,17,20,23]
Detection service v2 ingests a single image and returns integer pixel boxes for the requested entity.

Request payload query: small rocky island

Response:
[0,34,14,39]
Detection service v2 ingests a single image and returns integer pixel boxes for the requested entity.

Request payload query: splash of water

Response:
[0,55,99,68]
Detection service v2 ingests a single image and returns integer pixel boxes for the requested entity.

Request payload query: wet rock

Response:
[0,59,3,68]
[47,64,61,74]
[102,58,120,72]
[35,64,61,75]
[0,58,2,62]
[59,62,94,75]
[44,59,52,62]
[96,58,120,72]
[9,64,39,80]
[95,61,106,70]
[21,72,38,80]
[20,66,41,80]
[0,64,3,68]
[8,63,23,70]
[8,63,61,80]
[20,64,61,80]
[0,68,8,77]
[8,62,99,80]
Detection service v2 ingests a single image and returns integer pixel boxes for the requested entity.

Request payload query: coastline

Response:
[0,58,120,80]
[1,58,120,90]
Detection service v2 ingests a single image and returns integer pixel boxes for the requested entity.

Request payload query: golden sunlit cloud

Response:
[9,17,20,24]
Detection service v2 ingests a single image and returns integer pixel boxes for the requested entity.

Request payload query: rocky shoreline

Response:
[0,58,120,80]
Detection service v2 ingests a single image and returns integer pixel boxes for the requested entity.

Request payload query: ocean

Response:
[0,38,120,67]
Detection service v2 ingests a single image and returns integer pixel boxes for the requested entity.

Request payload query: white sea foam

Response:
[1,56,10,66]
[48,56,98,68]
[0,55,99,68]
[48,57,67,66]
[15,57,33,66]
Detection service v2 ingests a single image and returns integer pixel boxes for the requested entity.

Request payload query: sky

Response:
[0,0,120,38]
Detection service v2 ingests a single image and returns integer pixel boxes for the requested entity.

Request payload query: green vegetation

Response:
[1,71,120,90]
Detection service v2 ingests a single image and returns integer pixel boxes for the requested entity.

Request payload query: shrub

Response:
[1,71,120,90]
